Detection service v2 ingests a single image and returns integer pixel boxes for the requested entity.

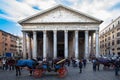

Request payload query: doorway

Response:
[57,44,64,58]
[57,31,64,58]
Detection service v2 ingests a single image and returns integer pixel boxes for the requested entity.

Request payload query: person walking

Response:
[92,59,97,71]
[114,58,120,76]
[79,59,83,73]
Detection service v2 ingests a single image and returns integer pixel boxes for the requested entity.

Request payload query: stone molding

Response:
[22,24,99,31]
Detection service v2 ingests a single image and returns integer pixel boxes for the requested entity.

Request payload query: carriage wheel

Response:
[58,67,67,78]
[33,69,43,78]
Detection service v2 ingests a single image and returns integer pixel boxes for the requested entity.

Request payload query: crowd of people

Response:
[0,56,120,76]
[0,57,16,71]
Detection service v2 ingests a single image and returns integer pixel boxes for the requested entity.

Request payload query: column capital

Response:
[53,30,57,33]
[85,30,88,33]
[96,30,99,34]
[64,30,68,33]
[43,30,47,34]
[33,31,36,34]
[75,30,78,32]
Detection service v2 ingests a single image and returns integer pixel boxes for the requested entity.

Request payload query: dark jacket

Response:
[114,60,120,68]
[79,61,83,68]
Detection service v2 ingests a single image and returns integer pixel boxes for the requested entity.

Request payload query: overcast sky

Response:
[0,0,120,36]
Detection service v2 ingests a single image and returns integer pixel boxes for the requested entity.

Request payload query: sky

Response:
[0,0,120,36]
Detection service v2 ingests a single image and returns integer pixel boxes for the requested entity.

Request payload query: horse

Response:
[97,58,115,69]
[15,59,38,76]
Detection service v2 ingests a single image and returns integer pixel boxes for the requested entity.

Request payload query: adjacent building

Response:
[100,16,120,57]
[0,30,22,57]
[16,36,23,56]
[19,5,102,59]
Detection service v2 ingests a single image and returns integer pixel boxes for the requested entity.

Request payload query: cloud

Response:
[0,0,39,21]
[55,0,73,6]
[0,0,120,30]
[108,2,120,11]
[70,0,120,30]
[0,0,57,21]
[23,0,57,9]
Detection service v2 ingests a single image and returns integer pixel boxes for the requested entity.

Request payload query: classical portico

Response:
[19,5,102,59]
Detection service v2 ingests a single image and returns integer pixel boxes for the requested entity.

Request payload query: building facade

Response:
[19,5,102,59]
[0,30,18,56]
[16,37,23,56]
[100,16,120,57]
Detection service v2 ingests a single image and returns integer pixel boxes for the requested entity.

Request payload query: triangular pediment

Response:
[19,5,102,24]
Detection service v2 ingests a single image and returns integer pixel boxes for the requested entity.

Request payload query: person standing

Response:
[15,58,21,76]
[96,59,100,71]
[8,58,15,71]
[92,59,97,71]
[2,58,6,70]
[83,58,87,68]
[79,59,83,73]
[0,59,2,69]
[114,58,120,76]
[66,58,70,67]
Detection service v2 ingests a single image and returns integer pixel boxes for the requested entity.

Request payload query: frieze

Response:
[22,24,99,31]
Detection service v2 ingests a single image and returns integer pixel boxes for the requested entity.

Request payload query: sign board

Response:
[5,53,13,57]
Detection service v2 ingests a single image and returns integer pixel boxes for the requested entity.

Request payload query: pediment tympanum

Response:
[19,5,102,24]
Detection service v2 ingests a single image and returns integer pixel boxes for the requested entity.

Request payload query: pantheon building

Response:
[19,5,103,59]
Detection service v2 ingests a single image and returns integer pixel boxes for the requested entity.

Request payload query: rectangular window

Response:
[112,41,114,45]
[117,47,120,50]
[108,37,110,40]
[112,35,114,39]
[117,32,120,37]
[117,39,120,44]
[5,43,8,46]
[112,48,114,51]
[113,24,114,28]
[117,28,120,31]
[108,42,110,46]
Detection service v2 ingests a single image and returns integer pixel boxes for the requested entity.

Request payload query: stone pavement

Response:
[0,63,120,80]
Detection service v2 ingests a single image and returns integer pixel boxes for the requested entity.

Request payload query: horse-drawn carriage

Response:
[16,58,68,78]
[33,58,67,78]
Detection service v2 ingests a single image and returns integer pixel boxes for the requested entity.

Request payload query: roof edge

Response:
[18,4,103,24]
